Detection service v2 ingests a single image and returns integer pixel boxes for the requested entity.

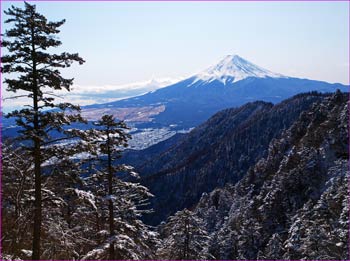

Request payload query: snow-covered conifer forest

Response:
[1,2,349,260]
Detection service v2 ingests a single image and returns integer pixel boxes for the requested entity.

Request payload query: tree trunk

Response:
[30,21,42,261]
[107,132,115,260]
[32,138,42,260]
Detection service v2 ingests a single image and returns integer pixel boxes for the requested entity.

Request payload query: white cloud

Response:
[2,77,182,112]
[68,77,181,94]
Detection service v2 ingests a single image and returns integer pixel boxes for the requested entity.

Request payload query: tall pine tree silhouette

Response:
[2,3,85,259]
[81,115,159,260]
[92,115,130,260]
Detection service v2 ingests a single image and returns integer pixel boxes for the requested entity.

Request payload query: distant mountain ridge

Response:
[81,55,348,131]
[3,55,348,151]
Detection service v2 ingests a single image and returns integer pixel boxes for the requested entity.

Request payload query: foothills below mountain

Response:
[128,90,349,259]
[3,54,348,150]
[83,55,347,124]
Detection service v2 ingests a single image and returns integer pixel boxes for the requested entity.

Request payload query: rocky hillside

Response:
[194,90,349,259]
[138,92,330,224]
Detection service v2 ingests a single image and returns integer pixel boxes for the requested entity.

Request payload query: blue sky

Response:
[1,1,349,109]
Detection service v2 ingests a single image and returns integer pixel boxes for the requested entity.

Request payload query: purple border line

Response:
[0,0,349,261]
[348,0,350,260]
[0,0,3,260]
[50,0,350,1]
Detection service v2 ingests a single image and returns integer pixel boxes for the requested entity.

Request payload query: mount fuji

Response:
[192,54,284,85]
[82,54,348,131]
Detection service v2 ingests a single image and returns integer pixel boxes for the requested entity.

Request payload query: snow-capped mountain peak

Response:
[192,54,285,85]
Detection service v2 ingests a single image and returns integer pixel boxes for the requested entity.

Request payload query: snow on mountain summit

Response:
[192,54,285,85]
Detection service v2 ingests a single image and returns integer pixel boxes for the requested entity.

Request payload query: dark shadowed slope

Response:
[138,92,330,224]
[195,91,348,259]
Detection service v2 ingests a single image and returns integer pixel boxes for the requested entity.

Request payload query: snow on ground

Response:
[128,127,193,150]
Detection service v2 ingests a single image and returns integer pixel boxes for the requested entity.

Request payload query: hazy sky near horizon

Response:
[0,1,349,109]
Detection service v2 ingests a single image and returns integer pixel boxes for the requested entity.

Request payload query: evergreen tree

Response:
[82,115,159,260]
[91,115,130,259]
[40,156,93,259]
[158,209,212,260]
[1,3,85,259]
[1,140,34,259]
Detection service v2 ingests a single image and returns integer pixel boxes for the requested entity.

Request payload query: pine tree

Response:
[82,115,159,260]
[91,115,130,259]
[40,156,93,259]
[1,140,34,259]
[158,209,213,260]
[1,3,85,259]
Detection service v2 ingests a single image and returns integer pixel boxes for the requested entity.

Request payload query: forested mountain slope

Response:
[194,90,349,259]
[139,92,330,224]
